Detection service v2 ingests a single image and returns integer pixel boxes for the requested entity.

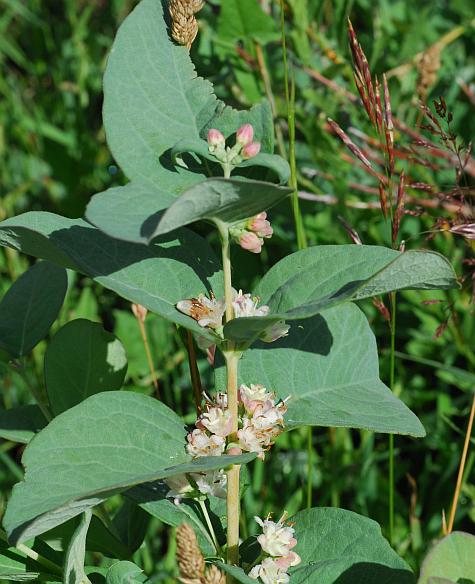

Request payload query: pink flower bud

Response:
[248,212,273,238]
[236,123,254,145]
[227,446,243,456]
[242,141,261,159]
[239,231,263,254]
[207,128,225,147]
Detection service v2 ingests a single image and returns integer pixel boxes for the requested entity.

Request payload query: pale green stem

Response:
[18,359,52,422]
[198,498,222,556]
[0,531,62,577]
[389,291,397,544]
[218,224,240,582]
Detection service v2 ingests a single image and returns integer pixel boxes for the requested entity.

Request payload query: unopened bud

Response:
[242,141,261,159]
[248,212,273,238]
[132,303,148,323]
[207,129,225,148]
[236,123,254,146]
[239,231,263,253]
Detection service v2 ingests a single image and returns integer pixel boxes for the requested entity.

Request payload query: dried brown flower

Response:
[202,565,226,584]
[169,0,204,49]
[176,524,205,582]
[416,44,441,100]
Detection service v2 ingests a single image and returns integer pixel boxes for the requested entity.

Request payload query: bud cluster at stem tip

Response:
[206,123,261,176]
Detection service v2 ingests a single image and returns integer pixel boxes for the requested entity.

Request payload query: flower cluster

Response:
[249,514,301,584]
[237,384,287,460]
[230,212,273,254]
[207,123,261,169]
[176,289,290,344]
[207,123,274,254]
[165,385,286,502]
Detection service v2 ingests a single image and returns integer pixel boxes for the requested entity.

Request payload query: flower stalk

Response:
[219,222,240,578]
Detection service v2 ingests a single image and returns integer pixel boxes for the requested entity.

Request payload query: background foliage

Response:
[0,0,474,581]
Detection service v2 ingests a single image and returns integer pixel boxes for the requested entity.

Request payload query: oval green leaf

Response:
[103,0,274,185]
[0,261,67,357]
[0,405,47,444]
[418,532,475,584]
[289,507,414,583]
[223,245,458,343]
[152,178,291,239]
[3,391,255,545]
[85,181,176,245]
[0,212,223,343]
[217,303,425,436]
[44,319,128,416]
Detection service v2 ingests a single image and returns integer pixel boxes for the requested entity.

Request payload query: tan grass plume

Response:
[169,0,204,49]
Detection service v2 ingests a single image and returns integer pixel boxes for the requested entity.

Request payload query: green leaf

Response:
[238,153,291,185]
[152,178,291,239]
[105,561,146,584]
[170,140,290,185]
[217,0,280,45]
[223,245,458,343]
[63,510,92,584]
[103,0,274,186]
[418,532,475,584]
[3,391,255,545]
[0,406,47,444]
[112,500,149,556]
[289,507,415,583]
[0,261,68,357]
[216,564,255,584]
[0,539,39,581]
[85,182,175,244]
[217,303,425,436]
[0,212,223,342]
[44,319,128,416]
[39,515,131,560]
[128,482,217,556]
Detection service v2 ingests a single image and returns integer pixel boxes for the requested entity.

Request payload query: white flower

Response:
[197,406,233,437]
[255,516,297,558]
[251,401,286,435]
[237,419,266,460]
[239,383,274,413]
[176,293,225,329]
[274,551,301,570]
[249,558,290,584]
[232,289,270,318]
[260,321,290,343]
[186,428,225,458]
[164,474,193,501]
[193,469,227,499]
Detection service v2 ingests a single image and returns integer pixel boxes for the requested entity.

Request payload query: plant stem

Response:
[280,1,312,509]
[306,426,313,508]
[198,498,222,556]
[0,531,62,577]
[280,1,306,250]
[447,392,475,532]
[219,224,240,579]
[185,330,203,414]
[134,310,160,399]
[17,359,52,422]
[389,291,397,544]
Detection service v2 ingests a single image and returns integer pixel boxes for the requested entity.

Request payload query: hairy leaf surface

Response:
[0,261,67,357]
[3,392,255,544]
[0,212,223,342]
[223,245,457,342]
[217,303,424,436]
[45,319,128,415]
